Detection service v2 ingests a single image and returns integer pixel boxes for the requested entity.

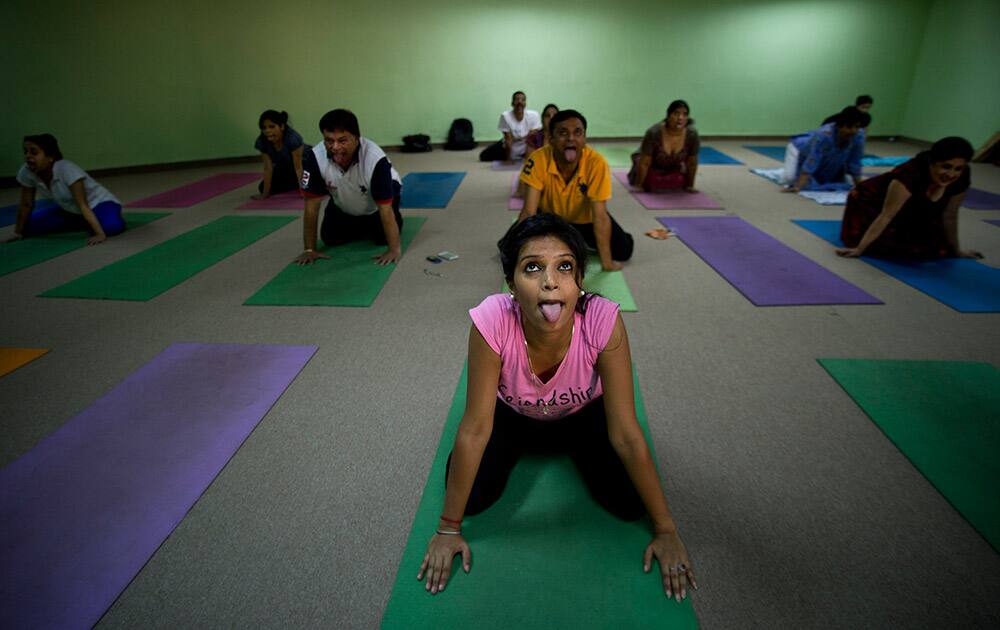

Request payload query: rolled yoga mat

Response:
[40,215,295,301]
[236,190,304,210]
[381,365,698,629]
[0,347,49,378]
[401,172,466,208]
[0,342,318,630]
[128,172,261,208]
[0,212,169,278]
[659,216,882,306]
[963,188,1000,210]
[793,219,1000,313]
[818,358,1000,552]
[245,216,427,307]
[613,170,722,210]
[0,200,58,227]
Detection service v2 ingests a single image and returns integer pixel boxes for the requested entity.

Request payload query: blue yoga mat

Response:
[0,200,59,228]
[985,220,1000,229]
[698,147,743,165]
[400,172,466,208]
[743,145,787,161]
[861,156,909,167]
[793,219,1000,313]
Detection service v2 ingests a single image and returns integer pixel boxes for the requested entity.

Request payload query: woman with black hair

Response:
[837,136,982,259]
[628,100,701,192]
[782,106,870,192]
[10,134,123,245]
[417,213,695,601]
[251,109,305,199]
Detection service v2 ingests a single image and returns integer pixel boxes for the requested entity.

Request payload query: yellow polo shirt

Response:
[519,145,612,224]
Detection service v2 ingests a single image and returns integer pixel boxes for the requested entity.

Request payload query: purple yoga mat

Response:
[963,188,1000,210]
[613,169,722,209]
[658,216,882,306]
[508,173,523,210]
[0,342,317,629]
[129,173,260,208]
[237,190,305,210]
[490,160,522,171]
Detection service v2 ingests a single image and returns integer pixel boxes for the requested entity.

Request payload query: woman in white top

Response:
[10,134,124,245]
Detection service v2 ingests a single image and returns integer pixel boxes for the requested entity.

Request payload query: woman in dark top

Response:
[252,110,305,199]
[838,136,982,259]
[628,100,700,192]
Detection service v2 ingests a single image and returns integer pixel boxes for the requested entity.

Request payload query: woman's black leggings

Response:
[446,396,645,521]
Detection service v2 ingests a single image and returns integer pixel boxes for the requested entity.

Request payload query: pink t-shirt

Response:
[469,293,620,420]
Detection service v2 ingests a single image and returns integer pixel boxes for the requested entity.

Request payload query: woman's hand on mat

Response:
[373,248,402,265]
[956,249,984,259]
[835,247,863,258]
[295,250,330,265]
[87,234,107,246]
[418,534,471,595]
[644,531,697,602]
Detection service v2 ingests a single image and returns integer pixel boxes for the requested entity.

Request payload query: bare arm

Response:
[373,202,402,265]
[684,156,699,191]
[418,326,502,594]
[633,155,652,191]
[11,186,36,238]
[942,192,981,258]
[257,154,274,198]
[836,179,910,257]
[69,180,106,244]
[592,200,621,271]
[295,196,329,265]
[517,183,541,223]
[597,315,695,600]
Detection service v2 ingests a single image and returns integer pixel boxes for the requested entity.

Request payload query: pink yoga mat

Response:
[508,173,523,210]
[237,190,304,210]
[612,169,722,209]
[129,173,260,208]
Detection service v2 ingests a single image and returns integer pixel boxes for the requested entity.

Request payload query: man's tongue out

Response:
[564,147,578,162]
[540,303,562,323]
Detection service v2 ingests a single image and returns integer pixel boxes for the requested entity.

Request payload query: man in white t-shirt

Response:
[479,91,542,163]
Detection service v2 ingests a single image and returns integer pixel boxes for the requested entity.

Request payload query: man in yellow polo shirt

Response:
[517,109,634,271]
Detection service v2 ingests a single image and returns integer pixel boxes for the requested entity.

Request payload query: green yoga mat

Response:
[381,365,697,629]
[40,215,295,301]
[499,256,638,312]
[819,359,1000,552]
[245,217,426,307]
[0,213,168,278]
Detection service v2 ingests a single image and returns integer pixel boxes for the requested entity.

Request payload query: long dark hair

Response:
[498,213,594,314]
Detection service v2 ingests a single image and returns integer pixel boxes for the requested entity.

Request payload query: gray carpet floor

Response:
[2,139,999,629]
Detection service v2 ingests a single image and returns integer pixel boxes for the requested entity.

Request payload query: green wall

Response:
[901,0,1000,148]
[5,0,938,173]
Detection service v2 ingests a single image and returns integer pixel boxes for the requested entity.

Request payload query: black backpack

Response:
[445,118,476,150]
[401,134,432,153]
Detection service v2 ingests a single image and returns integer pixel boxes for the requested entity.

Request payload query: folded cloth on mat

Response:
[750,167,785,185]
[798,191,848,205]
[860,156,910,167]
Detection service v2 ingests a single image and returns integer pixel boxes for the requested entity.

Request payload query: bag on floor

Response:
[401,134,432,153]
[445,118,476,150]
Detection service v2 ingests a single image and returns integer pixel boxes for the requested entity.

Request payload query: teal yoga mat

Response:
[819,359,1000,552]
[40,215,295,301]
[0,212,169,278]
[381,365,698,629]
[245,217,426,306]
[401,173,466,208]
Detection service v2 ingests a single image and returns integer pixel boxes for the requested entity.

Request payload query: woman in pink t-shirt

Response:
[417,214,696,601]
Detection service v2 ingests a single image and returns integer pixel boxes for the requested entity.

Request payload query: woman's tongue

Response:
[563,147,577,162]
[540,303,562,323]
